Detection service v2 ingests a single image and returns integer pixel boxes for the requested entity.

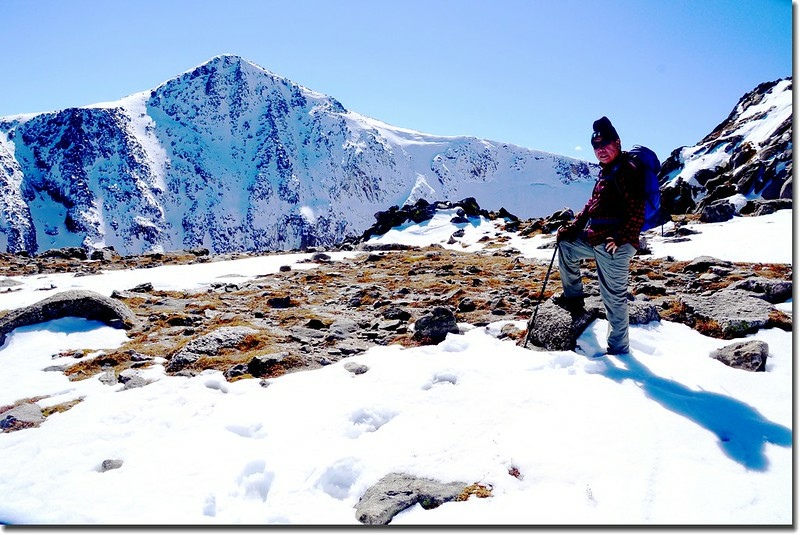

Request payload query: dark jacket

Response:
[572,152,646,247]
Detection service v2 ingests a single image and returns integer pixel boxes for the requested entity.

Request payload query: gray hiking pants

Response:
[557,237,636,354]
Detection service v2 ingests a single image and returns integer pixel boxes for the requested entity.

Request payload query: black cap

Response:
[591,116,619,148]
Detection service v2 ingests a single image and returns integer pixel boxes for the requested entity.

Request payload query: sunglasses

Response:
[591,138,615,150]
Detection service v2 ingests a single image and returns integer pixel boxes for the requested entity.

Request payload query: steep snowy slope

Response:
[0,55,596,255]
[659,77,792,214]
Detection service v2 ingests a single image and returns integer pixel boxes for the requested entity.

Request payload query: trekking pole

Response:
[522,243,558,348]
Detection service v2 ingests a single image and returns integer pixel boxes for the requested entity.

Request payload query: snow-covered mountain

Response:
[659,77,792,214]
[0,55,596,256]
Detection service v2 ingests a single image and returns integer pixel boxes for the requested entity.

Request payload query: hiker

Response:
[554,116,645,356]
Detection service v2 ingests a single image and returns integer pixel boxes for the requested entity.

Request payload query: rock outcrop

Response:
[0,289,137,346]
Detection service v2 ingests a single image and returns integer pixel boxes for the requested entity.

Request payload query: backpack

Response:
[627,145,662,232]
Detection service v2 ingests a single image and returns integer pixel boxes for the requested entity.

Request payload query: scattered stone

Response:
[355,472,469,525]
[344,362,369,375]
[98,370,117,385]
[225,363,249,379]
[412,307,459,344]
[118,370,151,390]
[99,459,124,472]
[710,340,769,372]
[382,307,411,321]
[129,282,154,293]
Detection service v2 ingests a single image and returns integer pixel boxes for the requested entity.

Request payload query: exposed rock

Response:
[0,290,137,346]
[382,307,411,321]
[700,200,736,223]
[90,247,122,262]
[710,340,769,372]
[740,199,792,216]
[0,403,44,432]
[166,326,259,372]
[248,352,288,377]
[118,370,151,390]
[683,256,734,273]
[344,362,369,375]
[526,299,598,351]
[37,247,88,260]
[680,289,775,338]
[412,307,459,344]
[99,459,124,472]
[355,472,468,525]
[729,276,792,303]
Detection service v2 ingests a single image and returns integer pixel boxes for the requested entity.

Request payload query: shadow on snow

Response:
[595,349,791,472]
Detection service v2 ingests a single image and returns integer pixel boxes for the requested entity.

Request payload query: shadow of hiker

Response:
[596,352,792,472]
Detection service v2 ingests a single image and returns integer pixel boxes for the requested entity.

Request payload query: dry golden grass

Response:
[41,397,84,418]
[456,483,493,501]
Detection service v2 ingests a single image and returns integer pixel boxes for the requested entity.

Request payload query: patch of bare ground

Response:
[0,233,792,385]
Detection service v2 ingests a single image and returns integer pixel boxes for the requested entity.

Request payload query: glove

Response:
[556,224,578,243]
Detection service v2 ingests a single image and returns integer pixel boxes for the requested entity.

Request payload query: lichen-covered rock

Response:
[166,326,259,372]
[680,289,775,338]
[355,472,468,525]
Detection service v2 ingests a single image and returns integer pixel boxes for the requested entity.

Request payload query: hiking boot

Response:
[552,294,585,314]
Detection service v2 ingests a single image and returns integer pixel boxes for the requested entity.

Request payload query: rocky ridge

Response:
[659,77,792,220]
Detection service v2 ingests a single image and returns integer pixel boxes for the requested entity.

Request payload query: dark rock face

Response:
[412,307,459,344]
[699,200,736,223]
[659,78,792,220]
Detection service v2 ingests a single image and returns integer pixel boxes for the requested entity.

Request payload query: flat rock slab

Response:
[680,289,775,338]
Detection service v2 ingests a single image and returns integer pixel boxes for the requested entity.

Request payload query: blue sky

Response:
[2,0,792,162]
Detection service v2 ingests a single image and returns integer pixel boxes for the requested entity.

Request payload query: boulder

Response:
[412,307,459,344]
[699,200,736,223]
[355,472,468,525]
[710,340,769,372]
[526,299,598,351]
[0,290,137,346]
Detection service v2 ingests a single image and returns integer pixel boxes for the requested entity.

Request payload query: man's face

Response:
[593,139,621,165]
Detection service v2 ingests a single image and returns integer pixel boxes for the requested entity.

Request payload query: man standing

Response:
[555,116,645,356]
